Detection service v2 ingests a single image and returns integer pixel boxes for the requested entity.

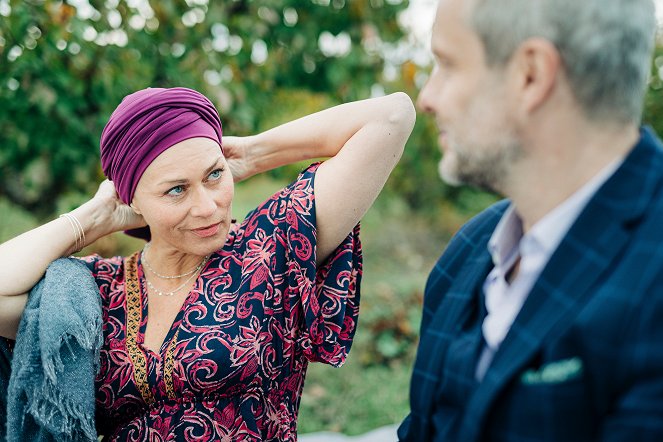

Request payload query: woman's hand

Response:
[90,179,146,233]
[0,179,146,303]
[222,135,256,183]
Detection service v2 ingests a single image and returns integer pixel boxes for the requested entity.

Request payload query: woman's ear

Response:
[130,202,142,215]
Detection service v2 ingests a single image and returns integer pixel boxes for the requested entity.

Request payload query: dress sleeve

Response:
[77,254,104,277]
[281,163,363,367]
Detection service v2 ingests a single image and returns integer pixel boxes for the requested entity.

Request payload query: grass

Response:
[0,198,38,241]
[298,358,414,435]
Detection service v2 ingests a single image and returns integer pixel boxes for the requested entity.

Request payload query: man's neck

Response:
[505,123,639,233]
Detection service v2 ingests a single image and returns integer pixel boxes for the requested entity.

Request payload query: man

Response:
[398,0,663,440]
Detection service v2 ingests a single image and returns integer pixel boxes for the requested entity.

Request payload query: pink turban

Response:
[100,87,223,205]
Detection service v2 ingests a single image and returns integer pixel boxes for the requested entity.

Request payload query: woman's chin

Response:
[191,224,230,255]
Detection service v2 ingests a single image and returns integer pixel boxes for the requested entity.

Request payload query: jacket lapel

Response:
[410,228,495,437]
[460,128,663,440]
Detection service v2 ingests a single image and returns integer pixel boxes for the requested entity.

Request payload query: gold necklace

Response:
[143,256,209,296]
[141,245,210,296]
[142,242,205,279]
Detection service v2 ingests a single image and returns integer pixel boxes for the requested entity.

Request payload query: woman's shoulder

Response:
[245,163,320,221]
[79,253,125,266]
[77,253,127,278]
[225,163,322,255]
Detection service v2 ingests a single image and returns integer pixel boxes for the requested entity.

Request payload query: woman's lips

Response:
[191,223,220,238]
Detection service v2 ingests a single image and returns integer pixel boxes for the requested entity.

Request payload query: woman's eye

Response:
[208,168,223,180]
[166,185,185,196]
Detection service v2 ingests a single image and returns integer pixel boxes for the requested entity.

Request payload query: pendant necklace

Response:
[141,243,209,296]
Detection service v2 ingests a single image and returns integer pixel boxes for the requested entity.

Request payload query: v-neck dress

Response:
[81,164,362,441]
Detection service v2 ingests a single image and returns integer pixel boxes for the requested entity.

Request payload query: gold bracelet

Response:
[59,213,86,252]
[70,213,86,249]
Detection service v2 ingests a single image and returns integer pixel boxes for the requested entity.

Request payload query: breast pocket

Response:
[486,358,597,442]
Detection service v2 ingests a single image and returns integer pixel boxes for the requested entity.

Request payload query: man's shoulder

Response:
[427,199,508,279]
[457,199,510,239]
[421,200,508,328]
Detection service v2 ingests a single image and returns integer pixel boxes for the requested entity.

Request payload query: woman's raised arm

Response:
[0,181,144,338]
[223,92,416,264]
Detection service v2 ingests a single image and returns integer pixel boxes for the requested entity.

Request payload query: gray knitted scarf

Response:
[0,258,102,442]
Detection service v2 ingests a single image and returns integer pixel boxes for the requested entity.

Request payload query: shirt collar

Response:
[488,156,624,266]
[487,205,522,269]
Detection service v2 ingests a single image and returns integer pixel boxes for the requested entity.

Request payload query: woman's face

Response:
[131,137,234,256]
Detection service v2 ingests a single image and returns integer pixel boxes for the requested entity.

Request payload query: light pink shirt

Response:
[475,158,623,380]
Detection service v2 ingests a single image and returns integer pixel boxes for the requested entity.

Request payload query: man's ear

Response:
[511,37,561,114]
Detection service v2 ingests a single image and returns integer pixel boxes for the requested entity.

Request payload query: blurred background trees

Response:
[0,0,412,213]
[3,0,663,435]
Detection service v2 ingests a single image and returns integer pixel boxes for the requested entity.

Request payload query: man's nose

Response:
[416,77,434,114]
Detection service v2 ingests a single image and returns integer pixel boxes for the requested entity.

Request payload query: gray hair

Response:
[468,0,657,124]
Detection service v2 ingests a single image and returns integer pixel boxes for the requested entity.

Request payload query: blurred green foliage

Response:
[644,44,663,134]
[0,0,498,222]
[0,0,410,215]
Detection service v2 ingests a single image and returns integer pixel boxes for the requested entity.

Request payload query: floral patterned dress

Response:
[83,164,362,441]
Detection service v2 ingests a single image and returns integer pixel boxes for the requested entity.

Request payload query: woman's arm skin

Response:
[0,295,27,340]
[223,92,416,264]
[0,181,144,338]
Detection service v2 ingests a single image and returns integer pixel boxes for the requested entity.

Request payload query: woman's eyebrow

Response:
[157,177,187,186]
[157,156,222,186]
[203,156,223,175]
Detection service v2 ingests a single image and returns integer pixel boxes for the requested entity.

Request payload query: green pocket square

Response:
[520,357,584,385]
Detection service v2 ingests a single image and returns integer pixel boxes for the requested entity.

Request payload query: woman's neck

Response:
[142,241,207,278]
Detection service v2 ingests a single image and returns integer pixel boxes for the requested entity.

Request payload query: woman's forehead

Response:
[142,138,223,181]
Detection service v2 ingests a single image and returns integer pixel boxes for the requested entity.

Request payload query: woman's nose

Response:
[190,188,217,218]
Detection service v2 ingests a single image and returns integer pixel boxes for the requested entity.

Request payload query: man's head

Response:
[419,0,657,192]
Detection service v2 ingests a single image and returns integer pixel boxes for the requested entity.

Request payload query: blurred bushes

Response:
[644,44,663,134]
[0,0,408,215]
[0,0,498,225]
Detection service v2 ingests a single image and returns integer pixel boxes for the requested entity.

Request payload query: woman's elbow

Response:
[387,92,417,131]
[384,92,416,158]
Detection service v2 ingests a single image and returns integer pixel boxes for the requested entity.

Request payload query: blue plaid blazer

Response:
[398,127,663,442]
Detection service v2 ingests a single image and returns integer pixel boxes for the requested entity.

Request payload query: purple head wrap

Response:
[100,87,223,205]
[99,87,223,240]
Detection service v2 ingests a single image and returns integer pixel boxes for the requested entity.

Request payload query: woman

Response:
[0,87,415,440]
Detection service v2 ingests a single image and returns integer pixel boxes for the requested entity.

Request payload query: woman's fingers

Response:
[93,179,146,231]
[94,179,119,199]
[222,136,253,182]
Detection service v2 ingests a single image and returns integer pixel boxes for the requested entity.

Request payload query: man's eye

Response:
[167,185,185,196]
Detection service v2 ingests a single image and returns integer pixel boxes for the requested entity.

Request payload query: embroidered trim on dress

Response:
[164,329,179,400]
[125,252,156,405]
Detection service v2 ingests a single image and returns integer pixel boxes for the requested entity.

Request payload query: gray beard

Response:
[445,141,522,195]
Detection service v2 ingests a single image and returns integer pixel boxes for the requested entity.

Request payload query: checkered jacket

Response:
[398,128,663,442]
